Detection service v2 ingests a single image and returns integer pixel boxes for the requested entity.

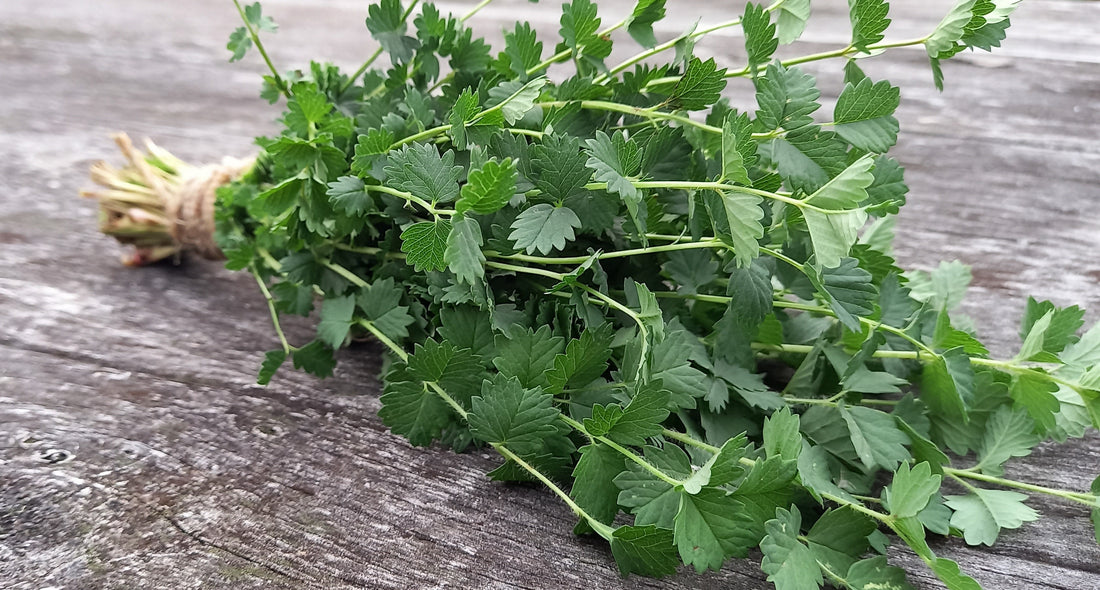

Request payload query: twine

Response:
[101,134,252,261]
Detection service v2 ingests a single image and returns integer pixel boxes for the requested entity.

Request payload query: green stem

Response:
[527,17,629,76]
[340,0,423,93]
[250,264,292,354]
[945,468,1098,507]
[664,428,891,523]
[596,0,787,84]
[539,100,723,136]
[232,0,288,98]
[561,416,681,487]
[491,239,728,266]
[322,260,369,288]
[492,442,615,539]
[364,184,450,218]
[357,319,409,362]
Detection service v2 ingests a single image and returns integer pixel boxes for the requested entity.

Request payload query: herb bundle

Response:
[88,0,1100,588]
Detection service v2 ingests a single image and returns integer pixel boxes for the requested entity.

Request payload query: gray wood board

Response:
[1,0,1099,588]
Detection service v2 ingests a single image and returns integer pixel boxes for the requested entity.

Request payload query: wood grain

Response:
[1,1,1098,588]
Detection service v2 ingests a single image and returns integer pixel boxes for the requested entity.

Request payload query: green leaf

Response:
[508,204,583,255]
[351,128,394,177]
[401,219,452,272]
[834,78,901,152]
[905,260,971,312]
[546,327,615,393]
[775,0,811,44]
[385,143,464,204]
[468,374,560,456]
[885,461,942,518]
[719,190,765,268]
[670,57,727,111]
[798,443,857,504]
[974,406,1040,475]
[447,89,482,151]
[755,63,820,132]
[288,82,331,125]
[674,487,748,572]
[493,325,565,388]
[767,126,849,194]
[438,306,494,360]
[366,0,419,65]
[1009,372,1060,433]
[1020,297,1085,357]
[864,156,908,215]
[456,158,517,215]
[930,557,982,590]
[944,488,1039,546]
[804,208,868,273]
[615,444,692,528]
[291,340,337,378]
[491,78,548,124]
[1017,309,1055,362]
[606,384,671,447]
[531,134,592,203]
[849,0,891,51]
[357,277,415,341]
[896,419,950,475]
[571,443,625,529]
[379,379,455,446]
[805,507,876,575]
[804,154,875,210]
[585,130,642,204]
[920,347,974,419]
[845,556,916,590]
[763,407,802,462]
[444,214,486,285]
[840,404,911,471]
[760,507,823,590]
[406,339,484,396]
[559,0,610,60]
[500,22,544,79]
[227,27,252,62]
[326,176,373,216]
[724,456,798,553]
[721,112,756,185]
[814,258,877,331]
[742,3,778,76]
[317,294,356,348]
[257,349,286,385]
[610,525,679,578]
[662,250,719,295]
[626,0,666,48]
[925,0,979,57]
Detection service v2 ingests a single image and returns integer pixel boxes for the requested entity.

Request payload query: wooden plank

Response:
[1,1,1099,588]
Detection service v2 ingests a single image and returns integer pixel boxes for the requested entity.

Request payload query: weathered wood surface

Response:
[2,0,1099,588]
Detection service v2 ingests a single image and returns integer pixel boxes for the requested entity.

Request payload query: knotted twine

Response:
[87,134,253,263]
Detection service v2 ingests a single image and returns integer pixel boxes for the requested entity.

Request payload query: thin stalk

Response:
[490,239,728,266]
[539,100,723,136]
[561,415,682,486]
[250,265,292,354]
[596,0,786,84]
[946,468,1098,508]
[232,0,288,98]
[492,442,615,540]
[358,320,613,539]
[527,17,630,76]
[340,0,423,93]
[645,35,933,88]
[322,260,369,288]
[364,184,451,218]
